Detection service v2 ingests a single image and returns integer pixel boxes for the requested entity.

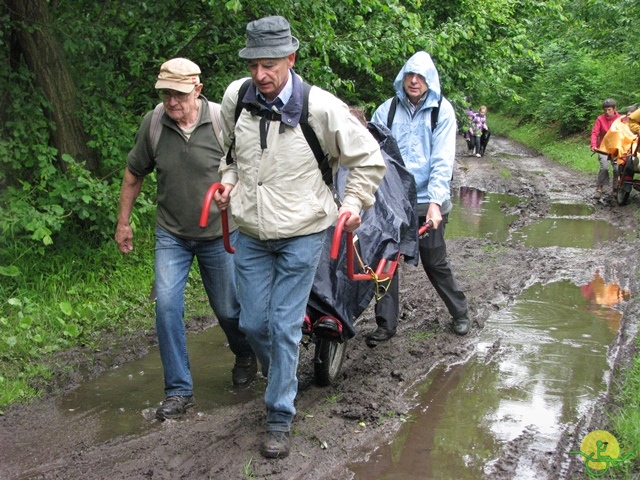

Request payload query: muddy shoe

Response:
[260,431,290,459]
[452,315,470,336]
[365,327,396,348]
[155,395,195,421]
[232,355,257,386]
[594,187,602,199]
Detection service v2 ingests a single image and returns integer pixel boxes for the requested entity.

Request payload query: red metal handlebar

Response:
[200,182,235,254]
[330,213,432,282]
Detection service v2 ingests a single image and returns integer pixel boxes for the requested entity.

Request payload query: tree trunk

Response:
[5,0,99,172]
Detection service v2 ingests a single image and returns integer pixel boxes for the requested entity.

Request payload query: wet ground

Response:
[1,136,639,479]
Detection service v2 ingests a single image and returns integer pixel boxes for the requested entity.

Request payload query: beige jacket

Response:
[219,76,386,240]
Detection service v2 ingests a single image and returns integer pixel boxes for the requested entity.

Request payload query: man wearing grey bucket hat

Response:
[215,16,386,458]
[115,58,256,422]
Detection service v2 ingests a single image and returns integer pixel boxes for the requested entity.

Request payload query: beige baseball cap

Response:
[155,58,201,93]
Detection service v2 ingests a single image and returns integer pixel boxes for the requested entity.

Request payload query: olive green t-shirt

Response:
[127,97,235,240]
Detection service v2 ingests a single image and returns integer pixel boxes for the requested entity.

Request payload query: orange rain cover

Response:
[598,117,638,163]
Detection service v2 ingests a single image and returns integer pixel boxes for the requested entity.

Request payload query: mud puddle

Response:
[349,273,628,479]
[56,326,260,444]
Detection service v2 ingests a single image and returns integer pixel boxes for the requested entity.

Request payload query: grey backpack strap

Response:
[208,101,224,151]
[149,103,165,157]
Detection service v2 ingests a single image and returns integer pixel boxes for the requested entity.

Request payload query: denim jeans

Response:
[155,227,252,397]
[234,230,326,432]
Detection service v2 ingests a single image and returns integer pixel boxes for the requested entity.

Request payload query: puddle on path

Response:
[446,187,519,242]
[57,326,260,444]
[349,273,628,479]
[511,218,625,249]
[447,187,626,248]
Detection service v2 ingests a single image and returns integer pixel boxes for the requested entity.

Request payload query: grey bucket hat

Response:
[239,16,299,59]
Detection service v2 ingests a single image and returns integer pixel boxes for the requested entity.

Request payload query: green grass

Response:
[489,113,598,174]
[611,341,640,470]
[0,222,212,407]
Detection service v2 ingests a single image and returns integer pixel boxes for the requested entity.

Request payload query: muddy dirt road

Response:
[1,136,639,479]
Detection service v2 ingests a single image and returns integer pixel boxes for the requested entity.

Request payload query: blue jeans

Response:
[235,230,326,432]
[155,227,252,397]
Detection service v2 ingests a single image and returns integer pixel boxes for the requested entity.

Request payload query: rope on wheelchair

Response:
[353,245,393,300]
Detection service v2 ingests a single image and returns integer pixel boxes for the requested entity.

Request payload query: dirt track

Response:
[1,135,639,480]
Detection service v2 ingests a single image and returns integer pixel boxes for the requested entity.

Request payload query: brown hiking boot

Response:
[260,431,290,458]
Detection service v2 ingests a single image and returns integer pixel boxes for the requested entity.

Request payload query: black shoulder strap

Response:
[225,79,253,165]
[386,96,398,129]
[386,94,442,131]
[300,82,332,186]
[234,78,253,124]
[431,95,442,131]
[226,80,332,187]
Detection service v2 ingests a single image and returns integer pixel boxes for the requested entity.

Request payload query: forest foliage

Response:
[2,0,636,254]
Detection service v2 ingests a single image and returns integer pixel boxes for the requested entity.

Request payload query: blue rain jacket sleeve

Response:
[372,51,457,208]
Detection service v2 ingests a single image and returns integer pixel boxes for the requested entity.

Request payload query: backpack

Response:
[149,100,224,157]
[225,78,333,187]
[386,94,442,131]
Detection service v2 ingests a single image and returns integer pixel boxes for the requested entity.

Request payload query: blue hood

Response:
[393,51,441,107]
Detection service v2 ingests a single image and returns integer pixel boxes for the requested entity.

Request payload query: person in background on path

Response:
[598,105,639,177]
[462,98,475,154]
[214,16,385,459]
[470,105,488,157]
[590,98,620,199]
[370,51,471,347]
[115,58,256,422]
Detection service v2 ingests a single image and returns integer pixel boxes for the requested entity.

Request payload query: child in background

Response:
[470,105,488,157]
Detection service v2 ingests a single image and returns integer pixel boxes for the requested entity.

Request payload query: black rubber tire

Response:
[617,186,630,206]
[314,338,347,387]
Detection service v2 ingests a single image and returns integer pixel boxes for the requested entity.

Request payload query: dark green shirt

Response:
[127,97,234,240]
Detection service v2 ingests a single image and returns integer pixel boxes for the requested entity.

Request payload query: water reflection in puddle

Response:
[548,203,595,217]
[57,326,260,443]
[447,187,519,242]
[349,274,628,479]
[512,218,625,248]
[447,186,626,248]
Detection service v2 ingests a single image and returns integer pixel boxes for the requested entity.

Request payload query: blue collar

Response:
[242,69,304,127]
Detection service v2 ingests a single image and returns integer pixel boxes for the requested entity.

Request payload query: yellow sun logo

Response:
[570,430,636,477]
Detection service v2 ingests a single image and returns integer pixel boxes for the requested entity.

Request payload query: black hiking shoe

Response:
[365,327,396,348]
[452,315,470,336]
[232,355,257,386]
[155,395,195,421]
[260,431,290,459]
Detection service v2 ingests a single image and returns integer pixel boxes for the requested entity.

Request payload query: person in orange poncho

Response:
[599,105,639,182]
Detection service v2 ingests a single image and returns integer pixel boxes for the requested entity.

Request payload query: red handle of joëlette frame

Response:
[200,182,235,254]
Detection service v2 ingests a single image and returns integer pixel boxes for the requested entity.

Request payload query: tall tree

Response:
[5,0,98,172]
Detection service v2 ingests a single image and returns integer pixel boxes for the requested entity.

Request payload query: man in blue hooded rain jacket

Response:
[370,51,470,344]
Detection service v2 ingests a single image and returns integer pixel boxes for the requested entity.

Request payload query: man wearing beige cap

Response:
[115,58,255,421]
[215,16,386,458]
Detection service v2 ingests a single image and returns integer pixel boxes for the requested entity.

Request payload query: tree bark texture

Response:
[5,0,99,172]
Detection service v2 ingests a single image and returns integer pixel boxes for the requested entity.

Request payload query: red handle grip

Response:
[200,182,235,254]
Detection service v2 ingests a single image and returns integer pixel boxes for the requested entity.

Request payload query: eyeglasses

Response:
[159,89,194,102]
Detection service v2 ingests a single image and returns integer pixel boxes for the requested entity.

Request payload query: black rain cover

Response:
[306,122,418,339]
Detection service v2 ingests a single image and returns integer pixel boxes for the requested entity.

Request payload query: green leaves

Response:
[0,266,20,277]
